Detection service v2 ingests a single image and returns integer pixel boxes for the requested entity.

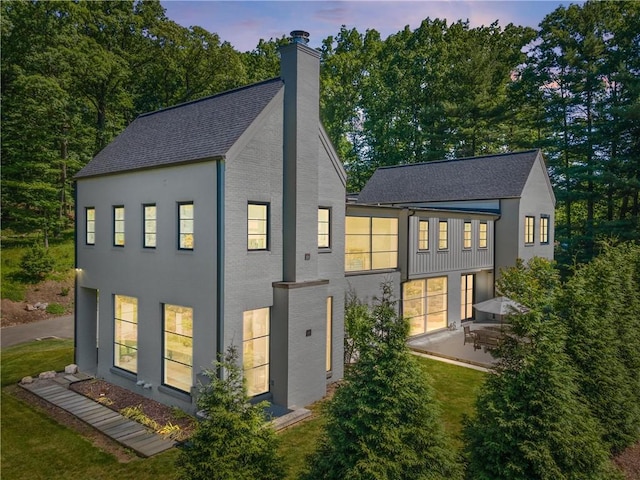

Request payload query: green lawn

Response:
[1,341,485,479]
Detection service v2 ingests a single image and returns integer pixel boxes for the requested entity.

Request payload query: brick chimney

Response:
[280,31,320,283]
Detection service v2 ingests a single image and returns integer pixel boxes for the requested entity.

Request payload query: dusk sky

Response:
[160,0,583,52]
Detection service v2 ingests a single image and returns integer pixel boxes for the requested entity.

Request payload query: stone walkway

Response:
[20,373,176,457]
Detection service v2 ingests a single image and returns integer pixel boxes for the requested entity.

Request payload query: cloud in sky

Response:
[161,1,580,52]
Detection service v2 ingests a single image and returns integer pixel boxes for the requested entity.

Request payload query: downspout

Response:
[216,160,225,363]
[493,200,501,297]
[73,181,78,364]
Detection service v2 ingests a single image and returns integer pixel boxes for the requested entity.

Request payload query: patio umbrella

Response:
[472,296,529,316]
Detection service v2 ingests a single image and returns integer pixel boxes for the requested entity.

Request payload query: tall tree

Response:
[302,284,461,480]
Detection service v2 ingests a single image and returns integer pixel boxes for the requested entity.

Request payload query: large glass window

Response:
[179,202,194,250]
[114,206,125,246]
[114,295,137,373]
[403,277,448,336]
[163,304,193,392]
[479,222,488,249]
[243,307,270,397]
[326,297,333,372]
[540,216,549,244]
[438,220,448,250]
[248,203,268,250]
[461,274,474,321]
[463,221,472,249]
[143,204,156,248]
[345,216,398,272]
[318,208,331,248]
[418,220,429,250]
[525,216,535,245]
[86,207,95,245]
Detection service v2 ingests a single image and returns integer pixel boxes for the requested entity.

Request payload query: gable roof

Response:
[357,150,542,204]
[75,78,284,178]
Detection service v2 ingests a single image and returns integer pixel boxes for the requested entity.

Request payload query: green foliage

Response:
[343,288,371,364]
[497,256,560,309]
[465,263,619,480]
[20,243,55,282]
[45,303,65,315]
[302,283,462,480]
[559,242,640,453]
[176,345,285,480]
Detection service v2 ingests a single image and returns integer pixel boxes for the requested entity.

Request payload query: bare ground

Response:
[1,276,75,327]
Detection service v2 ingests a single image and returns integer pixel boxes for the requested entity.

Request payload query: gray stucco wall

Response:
[75,161,219,411]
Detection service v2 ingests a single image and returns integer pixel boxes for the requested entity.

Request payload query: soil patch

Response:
[614,442,640,480]
[70,379,197,439]
[1,276,74,327]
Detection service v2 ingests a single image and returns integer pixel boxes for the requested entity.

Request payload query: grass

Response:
[1,230,75,301]
[1,340,485,479]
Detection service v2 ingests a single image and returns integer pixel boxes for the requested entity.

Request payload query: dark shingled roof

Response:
[357,150,541,204]
[76,78,284,178]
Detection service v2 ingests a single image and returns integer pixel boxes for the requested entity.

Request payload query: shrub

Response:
[46,303,65,315]
[20,244,54,282]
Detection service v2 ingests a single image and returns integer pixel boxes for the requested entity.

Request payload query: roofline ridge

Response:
[137,77,283,119]
[374,149,540,171]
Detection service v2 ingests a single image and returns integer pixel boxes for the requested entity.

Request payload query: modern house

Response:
[75,32,346,413]
[74,31,556,414]
[350,150,556,328]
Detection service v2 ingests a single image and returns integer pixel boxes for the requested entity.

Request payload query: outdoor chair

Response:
[463,325,476,345]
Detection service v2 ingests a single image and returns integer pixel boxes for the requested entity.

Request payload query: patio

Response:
[407,323,499,369]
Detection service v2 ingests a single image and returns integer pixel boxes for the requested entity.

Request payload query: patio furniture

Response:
[463,325,476,345]
[473,328,503,352]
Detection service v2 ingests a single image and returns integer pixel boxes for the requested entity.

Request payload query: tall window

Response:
[114,295,137,373]
[248,203,268,250]
[178,202,194,250]
[438,220,448,250]
[318,207,331,248]
[163,304,193,392]
[86,207,95,245]
[143,204,156,248]
[461,274,474,321]
[113,206,125,246]
[345,216,398,272]
[525,216,535,245]
[418,220,429,250]
[540,215,549,244]
[326,297,333,372]
[243,307,270,397]
[463,221,472,249]
[479,222,488,249]
[403,277,448,336]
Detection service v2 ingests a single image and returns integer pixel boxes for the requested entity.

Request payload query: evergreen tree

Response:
[302,283,461,480]
[465,261,618,480]
[176,345,285,480]
[559,242,640,453]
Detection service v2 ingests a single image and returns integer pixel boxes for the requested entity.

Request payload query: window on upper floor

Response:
[86,207,95,245]
[113,206,125,246]
[178,202,194,250]
[248,203,269,251]
[345,216,398,272]
[114,295,138,373]
[525,216,535,245]
[418,220,429,250]
[479,222,488,249]
[318,207,331,249]
[143,204,156,248]
[438,220,448,250]
[243,307,270,397]
[540,215,549,244]
[463,221,472,249]
[163,304,193,393]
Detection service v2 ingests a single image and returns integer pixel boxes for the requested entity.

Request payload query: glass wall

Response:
[163,304,193,392]
[243,307,270,396]
[403,277,448,336]
[114,295,138,373]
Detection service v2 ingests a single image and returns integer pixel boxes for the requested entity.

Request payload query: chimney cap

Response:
[290,30,310,44]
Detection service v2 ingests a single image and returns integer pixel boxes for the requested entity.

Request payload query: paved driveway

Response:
[1,315,73,349]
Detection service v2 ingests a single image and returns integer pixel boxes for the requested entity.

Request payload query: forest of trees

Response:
[2,0,639,266]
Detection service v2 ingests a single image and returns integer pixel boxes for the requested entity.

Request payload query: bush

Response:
[20,244,54,281]
[46,303,65,315]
